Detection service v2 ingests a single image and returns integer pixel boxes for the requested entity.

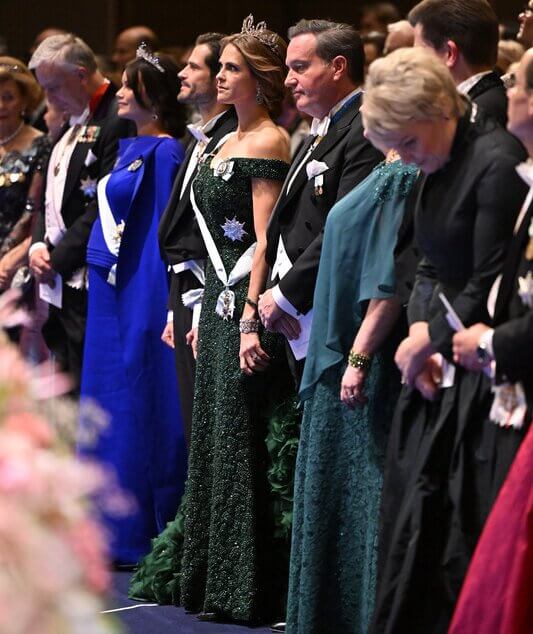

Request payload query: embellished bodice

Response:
[0,135,51,249]
[192,156,289,272]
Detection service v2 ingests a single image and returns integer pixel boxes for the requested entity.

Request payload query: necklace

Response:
[0,121,24,146]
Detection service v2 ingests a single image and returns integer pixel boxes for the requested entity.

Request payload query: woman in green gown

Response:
[286,157,418,634]
[130,17,297,623]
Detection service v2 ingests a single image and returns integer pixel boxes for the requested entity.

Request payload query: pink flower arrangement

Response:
[0,296,124,634]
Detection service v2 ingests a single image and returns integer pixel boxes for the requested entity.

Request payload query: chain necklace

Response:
[0,121,24,146]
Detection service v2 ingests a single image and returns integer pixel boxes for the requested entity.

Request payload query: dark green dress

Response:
[130,156,297,622]
[287,161,418,634]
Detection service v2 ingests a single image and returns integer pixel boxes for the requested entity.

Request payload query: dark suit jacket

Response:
[266,93,383,315]
[158,108,238,266]
[468,71,508,127]
[32,82,132,277]
[394,84,511,312]
[492,202,533,401]
[407,105,528,359]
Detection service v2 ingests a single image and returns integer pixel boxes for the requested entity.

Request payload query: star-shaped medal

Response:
[80,176,97,198]
[221,217,247,242]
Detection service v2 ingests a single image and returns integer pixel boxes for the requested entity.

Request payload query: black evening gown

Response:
[371,104,529,634]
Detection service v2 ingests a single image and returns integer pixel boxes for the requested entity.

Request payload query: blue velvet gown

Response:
[80,136,187,565]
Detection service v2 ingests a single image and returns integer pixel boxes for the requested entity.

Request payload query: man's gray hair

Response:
[29,33,97,73]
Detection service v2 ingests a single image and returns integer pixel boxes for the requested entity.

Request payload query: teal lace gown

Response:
[130,155,299,622]
[286,161,418,634]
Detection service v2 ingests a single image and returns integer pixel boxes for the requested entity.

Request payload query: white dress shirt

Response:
[30,108,90,291]
[271,88,363,318]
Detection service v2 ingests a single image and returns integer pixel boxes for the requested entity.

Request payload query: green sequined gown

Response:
[130,156,297,622]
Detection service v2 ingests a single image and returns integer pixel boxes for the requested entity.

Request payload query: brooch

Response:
[113,220,125,244]
[127,158,143,172]
[79,176,97,198]
[213,159,235,181]
[221,217,247,241]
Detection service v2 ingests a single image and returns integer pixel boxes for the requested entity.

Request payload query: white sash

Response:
[97,174,122,257]
[189,183,256,320]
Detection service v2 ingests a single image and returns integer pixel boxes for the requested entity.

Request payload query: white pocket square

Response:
[306,160,329,180]
[84,149,97,167]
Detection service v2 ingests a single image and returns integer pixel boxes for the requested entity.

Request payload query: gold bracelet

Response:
[348,350,372,371]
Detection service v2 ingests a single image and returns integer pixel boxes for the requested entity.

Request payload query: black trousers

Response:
[169,270,199,447]
[42,283,87,395]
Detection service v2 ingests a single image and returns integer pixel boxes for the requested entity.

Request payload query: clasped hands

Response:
[257,289,301,340]
[29,246,56,286]
[395,322,441,401]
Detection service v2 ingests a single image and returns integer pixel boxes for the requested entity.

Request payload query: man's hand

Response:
[453,323,491,372]
[186,327,198,359]
[271,313,301,340]
[161,322,174,349]
[29,247,55,284]
[258,289,285,331]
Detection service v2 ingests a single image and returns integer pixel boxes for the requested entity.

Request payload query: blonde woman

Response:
[362,48,528,634]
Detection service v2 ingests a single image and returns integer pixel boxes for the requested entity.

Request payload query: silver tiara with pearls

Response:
[240,14,279,56]
[136,42,165,73]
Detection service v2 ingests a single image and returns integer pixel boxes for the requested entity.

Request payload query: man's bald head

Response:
[112,25,159,70]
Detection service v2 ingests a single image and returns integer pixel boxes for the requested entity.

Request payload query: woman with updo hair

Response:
[79,45,188,565]
[0,58,50,293]
[361,48,528,634]
[131,16,297,625]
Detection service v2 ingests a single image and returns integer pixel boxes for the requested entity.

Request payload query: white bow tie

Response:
[516,160,533,188]
[187,124,210,146]
[309,115,331,138]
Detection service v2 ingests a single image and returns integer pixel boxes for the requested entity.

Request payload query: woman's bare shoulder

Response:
[246,123,290,162]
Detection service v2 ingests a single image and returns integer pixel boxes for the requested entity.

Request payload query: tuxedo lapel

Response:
[61,141,90,208]
[276,101,360,213]
[494,203,533,322]
[159,139,196,239]
[61,84,117,209]
[159,108,238,246]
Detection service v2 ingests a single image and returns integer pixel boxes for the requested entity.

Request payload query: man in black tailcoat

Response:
[28,33,131,391]
[409,0,508,125]
[158,33,237,444]
[453,47,533,424]
[258,19,383,383]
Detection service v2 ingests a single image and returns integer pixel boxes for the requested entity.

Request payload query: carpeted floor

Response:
[108,572,272,634]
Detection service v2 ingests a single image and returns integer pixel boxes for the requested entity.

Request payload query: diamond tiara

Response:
[240,14,280,57]
[136,42,165,73]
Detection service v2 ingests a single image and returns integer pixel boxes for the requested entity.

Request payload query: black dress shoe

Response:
[271,622,286,633]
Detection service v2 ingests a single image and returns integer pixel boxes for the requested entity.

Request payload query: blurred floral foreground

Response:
[0,290,129,634]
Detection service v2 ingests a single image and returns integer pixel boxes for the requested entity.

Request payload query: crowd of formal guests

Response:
[0,1,532,633]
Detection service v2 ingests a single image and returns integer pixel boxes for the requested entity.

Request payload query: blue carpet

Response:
[109,572,272,634]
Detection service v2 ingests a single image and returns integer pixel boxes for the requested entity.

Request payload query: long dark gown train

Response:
[130,155,298,622]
